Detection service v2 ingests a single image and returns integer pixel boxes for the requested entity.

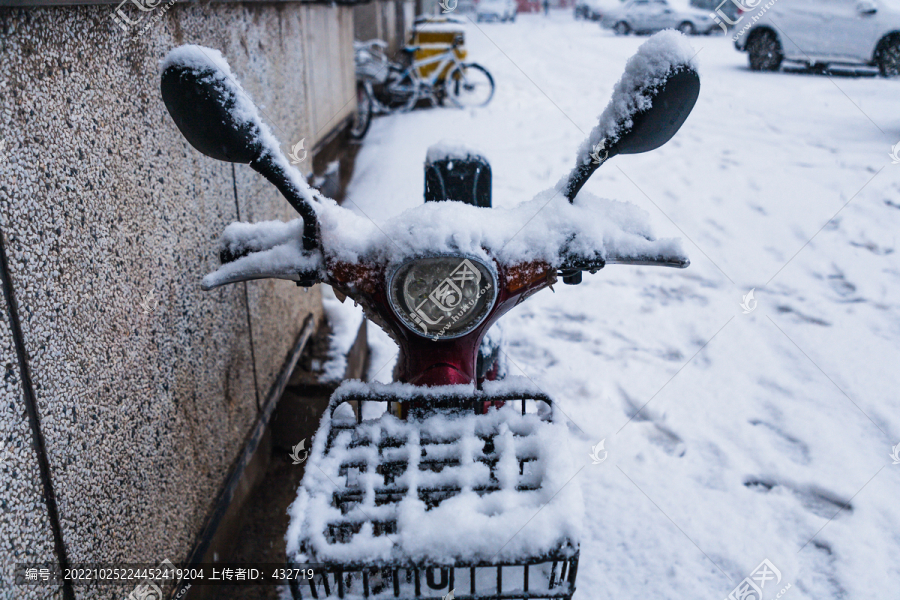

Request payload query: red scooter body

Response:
[329,260,555,386]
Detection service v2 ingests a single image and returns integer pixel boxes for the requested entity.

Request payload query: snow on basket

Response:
[285,378,584,599]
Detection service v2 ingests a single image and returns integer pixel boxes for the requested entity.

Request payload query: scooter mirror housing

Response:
[160,62,262,164]
[562,32,700,202]
[160,45,321,252]
[615,67,699,155]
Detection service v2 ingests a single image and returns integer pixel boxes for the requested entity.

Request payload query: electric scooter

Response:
[160,32,700,600]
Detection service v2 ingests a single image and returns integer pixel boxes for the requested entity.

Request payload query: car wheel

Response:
[876,35,900,77]
[747,29,783,71]
[614,21,631,35]
[677,21,695,35]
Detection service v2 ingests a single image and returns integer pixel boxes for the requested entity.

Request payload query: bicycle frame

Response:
[363,43,466,113]
[407,44,465,88]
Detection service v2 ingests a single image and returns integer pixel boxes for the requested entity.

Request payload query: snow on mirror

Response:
[160,45,265,164]
[388,255,497,339]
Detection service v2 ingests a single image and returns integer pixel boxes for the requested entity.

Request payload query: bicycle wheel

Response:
[443,63,494,108]
[396,79,421,113]
[349,83,373,140]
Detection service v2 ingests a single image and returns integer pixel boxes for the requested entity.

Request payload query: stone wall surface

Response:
[0,287,61,600]
[0,2,350,597]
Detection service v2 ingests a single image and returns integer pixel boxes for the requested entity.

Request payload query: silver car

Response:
[602,0,718,34]
[732,0,900,76]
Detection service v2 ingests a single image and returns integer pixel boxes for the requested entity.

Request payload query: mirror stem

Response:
[563,149,616,202]
[250,154,320,252]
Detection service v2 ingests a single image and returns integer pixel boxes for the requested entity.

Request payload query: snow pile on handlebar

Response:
[285,378,583,565]
[165,41,689,279]
[204,186,685,286]
[326,187,684,268]
[202,219,322,289]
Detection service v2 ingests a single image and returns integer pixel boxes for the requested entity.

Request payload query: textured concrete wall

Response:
[0,287,62,600]
[0,2,351,598]
[354,0,417,55]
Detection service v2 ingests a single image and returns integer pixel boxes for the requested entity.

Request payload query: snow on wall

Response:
[0,4,347,597]
[0,290,60,598]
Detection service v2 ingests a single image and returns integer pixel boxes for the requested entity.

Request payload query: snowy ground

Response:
[336,11,900,599]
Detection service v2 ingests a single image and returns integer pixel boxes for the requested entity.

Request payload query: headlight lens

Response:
[388,255,497,339]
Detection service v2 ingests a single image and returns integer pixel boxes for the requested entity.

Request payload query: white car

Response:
[476,0,518,22]
[575,0,617,20]
[601,0,718,35]
[733,0,900,76]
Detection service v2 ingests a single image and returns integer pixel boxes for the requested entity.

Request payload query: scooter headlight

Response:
[388,255,498,339]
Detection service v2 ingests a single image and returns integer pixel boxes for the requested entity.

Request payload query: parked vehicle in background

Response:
[601,0,718,34]
[733,0,900,76]
[689,0,740,24]
[352,19,495,125]
[574,0,617,20]
[476,0,519,21]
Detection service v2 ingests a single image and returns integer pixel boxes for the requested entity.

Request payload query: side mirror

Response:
[562,31,700,201]
[616,67,700,155]
[160,45,320,251]
[161,50,262,163]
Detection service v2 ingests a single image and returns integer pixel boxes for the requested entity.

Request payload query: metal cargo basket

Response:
[355,41,391,84]
[410,16,467,81]
[286,379,582,600]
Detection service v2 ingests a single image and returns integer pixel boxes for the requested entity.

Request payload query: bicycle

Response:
[352,36,495,138]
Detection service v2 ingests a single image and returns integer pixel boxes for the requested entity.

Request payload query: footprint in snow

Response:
[743,477,853,519]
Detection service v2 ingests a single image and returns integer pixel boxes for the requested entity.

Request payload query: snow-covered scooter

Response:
[161,31,699,600]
